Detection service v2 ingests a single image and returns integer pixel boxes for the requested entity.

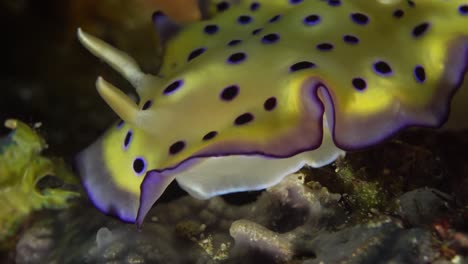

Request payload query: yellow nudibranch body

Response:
[76,0,468,226]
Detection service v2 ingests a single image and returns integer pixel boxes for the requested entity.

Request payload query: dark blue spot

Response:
[227,52,247,64]
[269,14,281,23]
[290,61,316,72]
[188,47,206,62]
[204,24,219,34]
[289,0,303,4]
[216,1,230,12]
[123,130,133,150]
[142,100,152,110]
[393,9,404,18]
[133,157,146,176]
[303,14,320,26]
[252,28,263,35]
[460,5,468,15]
[317,43,334,51]
[238,15,252,24]
[352,78,367,90]
[163,80,183,95]
[262,33,280,44]
[328,0,341,6]
[203,131,217,141]
[264,97,277,111]
[228,39,242,46]
[414,65,426,83]
[351,13,369,25]
[373,61,392,76]
[412,22,430,38]
[169,141,185,155]
[234,113,254,125]
[220,85,239,101]
[343,35,359,44]
[250,2,260,11]
[116,120,124,129]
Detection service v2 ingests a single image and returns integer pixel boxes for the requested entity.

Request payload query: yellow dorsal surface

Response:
[76,0,468,224]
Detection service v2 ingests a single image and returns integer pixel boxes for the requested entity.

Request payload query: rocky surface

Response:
[12,172,468,263]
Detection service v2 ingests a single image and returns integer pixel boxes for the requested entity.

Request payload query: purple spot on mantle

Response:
[252,28,263,35]
[289,61,316,72]
[460,5,468,15]
[350,13,369,25]
[203,131,218,141]
[269,14,281,23]
[328,0,341,6]
[220,85,239,101]
[264,97,277,111]
[262,33,280,44]
[352,77,367,90]
[116,120,124,129]
[250,2,260,11]
[216,1,229,12]
[238,15,252,24]
[414,65,426,83]
[373,61,393,76]
[234,113,254,125]
[163,80,183,95]
[412,22,430,38]
[204,24,219,34]
[133,157,147,176]
[188,47,206,62]
[228,39,242,46]
[393,9,404,18]
[123,130,133,150]
[142,100,152,110]
[289,0,303,4]
[303,14,320,26]
[343,35,359,44]
[227,52,247,64]
[316,43,334,51]
[169,141,186,155]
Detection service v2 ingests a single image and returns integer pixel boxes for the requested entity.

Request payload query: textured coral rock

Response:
[14,173,459,263]
[398,188,452,227]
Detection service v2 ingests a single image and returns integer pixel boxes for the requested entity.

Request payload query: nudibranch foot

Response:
[174,123,344,200]
[135,118,344,226]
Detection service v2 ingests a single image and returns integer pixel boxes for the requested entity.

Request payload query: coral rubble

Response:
[15,171,466,263]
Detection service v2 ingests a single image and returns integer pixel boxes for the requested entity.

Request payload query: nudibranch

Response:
[76,0,468,226]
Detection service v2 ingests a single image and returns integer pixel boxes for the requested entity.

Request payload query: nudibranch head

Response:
[76,0,468,225]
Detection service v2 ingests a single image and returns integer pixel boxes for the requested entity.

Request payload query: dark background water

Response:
[0,0,160,158]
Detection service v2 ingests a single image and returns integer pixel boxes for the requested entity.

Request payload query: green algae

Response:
[334,159,388,215]
[303,157,399,223]
[0,119,79,248]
